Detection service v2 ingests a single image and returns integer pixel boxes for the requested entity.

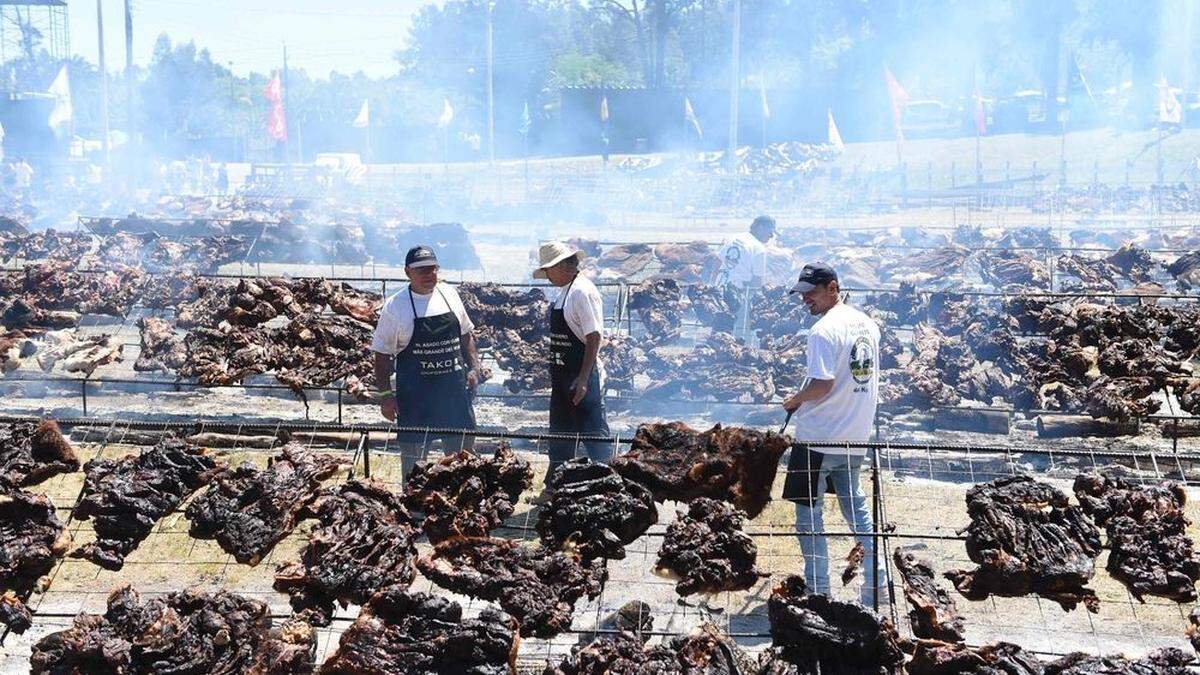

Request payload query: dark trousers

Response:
[547,368,612,479]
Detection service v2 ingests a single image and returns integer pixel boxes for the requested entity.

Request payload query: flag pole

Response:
[760,74,767,148]
[96,0,111,172]
[283,44,292,169]
[726,0,741,171]
[975,132,982,202]
[485,0,495,165]
[365,104,372,163]
[1157,123,1164,185]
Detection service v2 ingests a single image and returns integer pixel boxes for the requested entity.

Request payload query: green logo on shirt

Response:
[850,336,875,384]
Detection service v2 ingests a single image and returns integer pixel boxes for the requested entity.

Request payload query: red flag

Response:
[973,86,987,135]
[884,66,908,142]
[264,72,287,142]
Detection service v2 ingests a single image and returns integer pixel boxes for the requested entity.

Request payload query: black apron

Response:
[394,286,475,443]
[783,444,837,505]
[548,278,605,439]
[550,279,585,382]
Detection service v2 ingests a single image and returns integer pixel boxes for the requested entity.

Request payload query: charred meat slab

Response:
[321,588,517,675]
[458,282,548,344]
[656,497,763,596]
[133,317,187,372]
[417,536,606,638]
[894,547,965,643]
[1043,648,1194,675]
[403,445,532,543]
[613,421,789,518]
[907,641,1044,675]
[945,475,1102,612]
[536,458,656,561]
[1073,471,1200,603]
[274,479,418,626]
[71,438,226,570]
[687,284,741,332]
[767,575,905,675]
[0,485,69,633]
[543,624,745,675]
[0,419,77,488]
[30,586,315,674]
[628,279,685,347]
[186,443,344,565]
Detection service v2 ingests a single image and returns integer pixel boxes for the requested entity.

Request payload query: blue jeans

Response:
[794,452,888,606]
[547,369,612,479]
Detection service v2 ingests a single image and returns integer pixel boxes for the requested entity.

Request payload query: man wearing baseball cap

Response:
[531,241,611,499]
[371,245,484,482]
[713,215,777,339]
[779,261,886,607]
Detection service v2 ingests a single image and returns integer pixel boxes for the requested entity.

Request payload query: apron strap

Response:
[556,277,577,310]
[409,285,452,320]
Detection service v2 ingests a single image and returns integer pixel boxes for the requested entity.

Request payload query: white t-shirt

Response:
[370,282,474,355]
[715,232,768,288]
[793,302,880,453]
[554,274,605,387]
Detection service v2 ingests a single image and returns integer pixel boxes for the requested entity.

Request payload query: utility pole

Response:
[486,0,495,165]
[124,0,133,140]
[97,0,111,171]
[283,44,292,168]
[726,0,740,169]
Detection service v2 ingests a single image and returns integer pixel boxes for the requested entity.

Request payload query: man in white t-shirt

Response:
[714,214,775,287]
[531,241,612,498]
[371,245,484,482]
[714,215,776,338]
[779,261,886,607]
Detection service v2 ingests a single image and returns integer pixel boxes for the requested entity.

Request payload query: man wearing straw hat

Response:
[531,241,612,499]
[780,261,886,607]
[372,245,483,482]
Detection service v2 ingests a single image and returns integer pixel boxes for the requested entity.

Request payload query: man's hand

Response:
[380,395,397,421]
[466,368,480,392]
[782,393,803,413]
[571,374,588,406]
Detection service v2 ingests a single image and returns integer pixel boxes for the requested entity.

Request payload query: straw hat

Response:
[532,241,586,279]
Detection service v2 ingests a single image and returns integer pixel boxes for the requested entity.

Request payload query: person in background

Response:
[780,262,886,607]
[714,214,776,339]
[531,241,611,501]
[714,214,775,288]
[372,245,484,482]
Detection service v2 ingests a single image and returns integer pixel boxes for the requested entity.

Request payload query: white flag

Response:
[684,97,702,138]
[1157,78,1182,125]
[828,108,845,152]
[352,99,370,128]
[437,97,454,128]
[47,65,72,133]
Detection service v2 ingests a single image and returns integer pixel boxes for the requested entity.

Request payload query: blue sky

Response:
[69,0,438,78]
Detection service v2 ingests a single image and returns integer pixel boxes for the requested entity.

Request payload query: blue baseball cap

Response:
[405,245,439,269]
[789,262,838,294]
